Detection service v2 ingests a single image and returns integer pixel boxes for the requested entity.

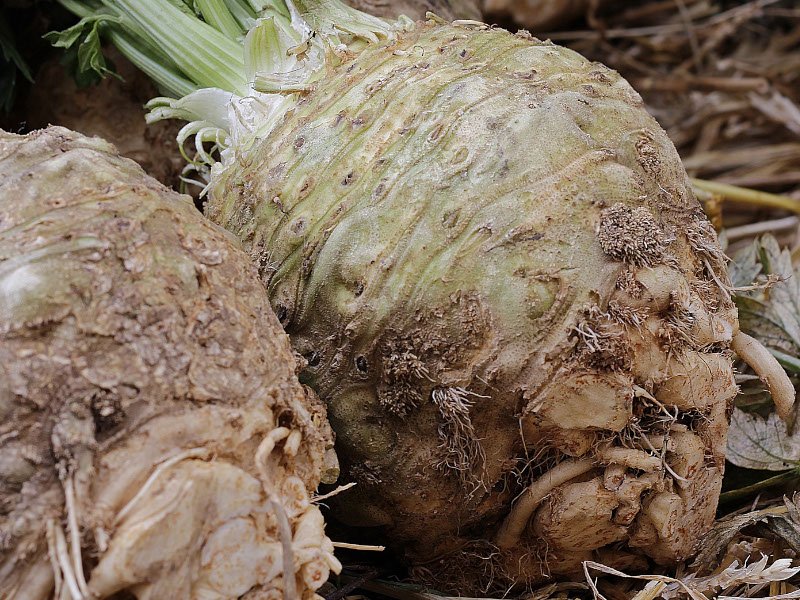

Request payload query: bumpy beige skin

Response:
[0,127,338,599]
[209,24,737,591]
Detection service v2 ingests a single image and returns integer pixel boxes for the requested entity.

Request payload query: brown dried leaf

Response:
[693,497,800,571]
[585,554,800,600]
[727,409,800,471]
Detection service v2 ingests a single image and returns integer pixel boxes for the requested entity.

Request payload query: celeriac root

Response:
[431,387,487,491]
[732,331,796,422]
[270,499,297,600]
[495,458,594,549]
[1,127,337,600]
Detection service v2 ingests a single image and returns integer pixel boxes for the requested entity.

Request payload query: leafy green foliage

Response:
[55,0,246,94]
[0,11,33,113]
[44,14,123,87]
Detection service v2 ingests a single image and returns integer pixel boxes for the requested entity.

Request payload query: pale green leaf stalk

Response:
[195,0,246,39]
[52,0,796,594]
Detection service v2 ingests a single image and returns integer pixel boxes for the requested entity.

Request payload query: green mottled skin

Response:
[209,24,735,588]
[0,127,335,598]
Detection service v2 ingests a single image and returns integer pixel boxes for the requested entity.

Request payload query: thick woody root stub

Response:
[0,127,338,600]
[495,458,594,549]
[204,21,759,594]
[731,332,795,422]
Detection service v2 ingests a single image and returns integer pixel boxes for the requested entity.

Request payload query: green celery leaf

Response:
[45,14,124,83]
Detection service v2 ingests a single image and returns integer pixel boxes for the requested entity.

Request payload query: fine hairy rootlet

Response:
[0,127,339,599]
[51,1,796,594]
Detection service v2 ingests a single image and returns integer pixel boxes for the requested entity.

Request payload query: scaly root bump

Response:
[732,331,795,422]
